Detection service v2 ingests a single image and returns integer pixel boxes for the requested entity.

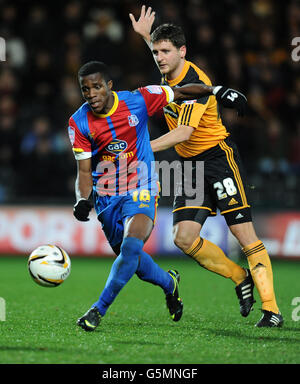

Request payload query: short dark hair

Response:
[151,23,186,48]
[78,61,111,82]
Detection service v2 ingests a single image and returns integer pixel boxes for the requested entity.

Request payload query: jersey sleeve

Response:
[178,99,209,128]
[68,116,92,160]
[177,72,211,128]
[138,85,174,116]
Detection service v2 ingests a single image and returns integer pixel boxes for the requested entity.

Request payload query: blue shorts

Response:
[93,187,159,247]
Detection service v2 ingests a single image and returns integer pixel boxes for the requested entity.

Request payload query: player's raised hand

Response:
[73,198,93,221]
[214,86,248,117]
[129,5,155,42]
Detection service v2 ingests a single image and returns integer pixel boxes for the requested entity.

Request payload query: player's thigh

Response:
[172,157,216,227]
[172,171,214,250]
[93,193,125,248]
[122,188,159,241]
[124,214,154,241]
[207,138,252,225]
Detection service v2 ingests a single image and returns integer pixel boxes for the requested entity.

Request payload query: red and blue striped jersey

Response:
[68,85,174,195]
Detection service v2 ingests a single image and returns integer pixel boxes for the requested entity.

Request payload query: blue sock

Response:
[94,237,143,316]
[136,250,174,294]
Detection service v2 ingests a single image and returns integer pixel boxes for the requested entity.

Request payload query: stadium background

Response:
[0,0,300,260]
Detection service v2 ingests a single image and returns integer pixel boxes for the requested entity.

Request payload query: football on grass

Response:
[28,245,71,287]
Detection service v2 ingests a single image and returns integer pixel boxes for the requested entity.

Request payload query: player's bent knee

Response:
[173,221,201,252]
[173,232,197,252]
[229,221,259,247]
[121,237,144,262]
[124,214,154,242]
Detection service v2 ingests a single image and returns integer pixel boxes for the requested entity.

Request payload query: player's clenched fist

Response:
[73,199,93,221]
[213,86,247,117]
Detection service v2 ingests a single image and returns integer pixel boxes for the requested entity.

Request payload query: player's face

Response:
[152,40,186,77]
[79,73,113,114]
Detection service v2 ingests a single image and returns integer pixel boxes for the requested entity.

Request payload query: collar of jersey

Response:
[92,91,119,117]
[166,60,190,87]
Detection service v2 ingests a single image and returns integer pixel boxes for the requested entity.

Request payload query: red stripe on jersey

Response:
[86,110,114,151]
[138,86,169,116]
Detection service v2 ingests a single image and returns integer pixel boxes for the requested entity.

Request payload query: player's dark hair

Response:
[78,61,111,82]
[151,23,186,48]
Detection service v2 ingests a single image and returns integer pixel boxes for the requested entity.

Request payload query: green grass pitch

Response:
[0,255,299,364]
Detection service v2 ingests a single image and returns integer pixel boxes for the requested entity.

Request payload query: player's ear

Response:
[107,80,113,90]
[179,45,186,59]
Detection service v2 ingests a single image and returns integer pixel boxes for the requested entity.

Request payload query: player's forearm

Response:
[151,125,194,152]
[75,171,93,201]
[142,34,151,47]
[173,83,214,101]
[138,31,160,71]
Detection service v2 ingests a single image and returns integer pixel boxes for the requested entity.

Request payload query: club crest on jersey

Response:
[106,139,128,154]
[128,114,139,127]
[68,126,75,145]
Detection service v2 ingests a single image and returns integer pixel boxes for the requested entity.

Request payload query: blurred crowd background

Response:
[0,0,300,209]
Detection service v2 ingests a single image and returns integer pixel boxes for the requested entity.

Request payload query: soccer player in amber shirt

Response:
[130,6,283,327]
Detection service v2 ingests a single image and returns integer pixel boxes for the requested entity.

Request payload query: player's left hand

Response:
[214,86,247,117]
[73,199,93,221]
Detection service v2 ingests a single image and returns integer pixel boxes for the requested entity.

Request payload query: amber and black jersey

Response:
[161,60,229,158]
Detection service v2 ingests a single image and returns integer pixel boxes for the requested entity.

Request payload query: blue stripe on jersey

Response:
[72,102,97,151]
[106,116,117,139]
[72,103,90,136]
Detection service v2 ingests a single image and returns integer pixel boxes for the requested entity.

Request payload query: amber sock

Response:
[185,236,246,285]
[243,240,279,313]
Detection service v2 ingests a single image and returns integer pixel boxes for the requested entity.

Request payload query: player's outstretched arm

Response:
[173,84,247,117]
[172,83,214,100]
[150,84,247,153]
[129,5,155,48]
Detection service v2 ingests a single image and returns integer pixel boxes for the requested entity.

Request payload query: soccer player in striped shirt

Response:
[69,61,246,331]
[130,6,283,327]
